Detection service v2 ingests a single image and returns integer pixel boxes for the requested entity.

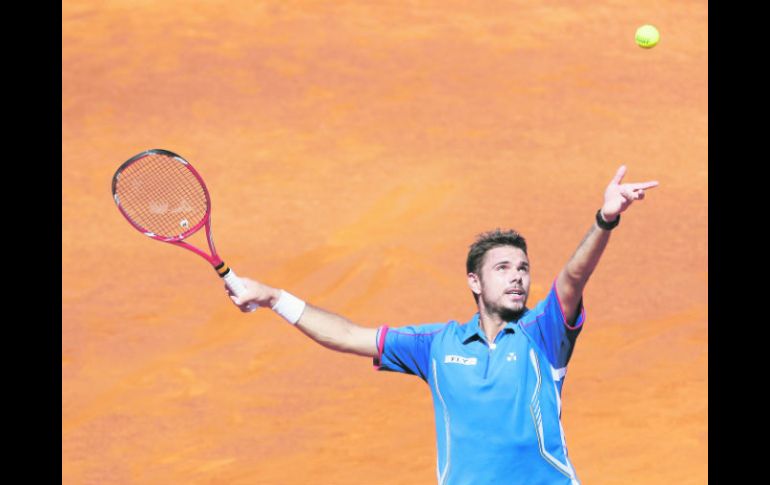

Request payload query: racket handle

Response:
[221,268,258,312]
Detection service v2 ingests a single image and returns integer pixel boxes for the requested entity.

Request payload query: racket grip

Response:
[222,268,258,312]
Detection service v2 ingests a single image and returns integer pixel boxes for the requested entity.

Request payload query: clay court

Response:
[62,1,707,483]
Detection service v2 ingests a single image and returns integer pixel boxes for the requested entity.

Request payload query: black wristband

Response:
[595,209,620,230]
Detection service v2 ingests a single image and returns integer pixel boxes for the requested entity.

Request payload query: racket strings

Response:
[114,153,209,238]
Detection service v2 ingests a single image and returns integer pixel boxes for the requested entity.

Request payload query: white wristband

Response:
[271,290,306,325]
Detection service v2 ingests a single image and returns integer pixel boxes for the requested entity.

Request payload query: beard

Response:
[499,306,526,323]
[483,294,528,323]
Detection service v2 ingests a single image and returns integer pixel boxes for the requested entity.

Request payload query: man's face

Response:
[468,245,531,320]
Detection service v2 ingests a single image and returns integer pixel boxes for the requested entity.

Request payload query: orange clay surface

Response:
[63,1,707,483]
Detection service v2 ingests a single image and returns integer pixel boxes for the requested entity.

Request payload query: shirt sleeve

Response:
[520,279,586,370]
[373,323,447,382]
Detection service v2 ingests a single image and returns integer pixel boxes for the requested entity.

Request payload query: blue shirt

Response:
[374,280,585,485]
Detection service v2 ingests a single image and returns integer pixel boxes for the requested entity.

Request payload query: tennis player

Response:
[228,165,658,484]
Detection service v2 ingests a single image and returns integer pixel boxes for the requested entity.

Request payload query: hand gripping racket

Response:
[111,149,258,312]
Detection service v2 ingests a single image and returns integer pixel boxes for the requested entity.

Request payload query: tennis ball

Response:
[635,24,660,49]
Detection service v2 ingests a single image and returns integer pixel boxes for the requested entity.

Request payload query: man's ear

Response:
[467,273,481,296]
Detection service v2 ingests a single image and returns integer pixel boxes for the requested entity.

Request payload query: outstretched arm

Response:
[556,166,659,323]
[227,279,379,358]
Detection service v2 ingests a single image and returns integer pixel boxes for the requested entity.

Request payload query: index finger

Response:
[631,181,659,190]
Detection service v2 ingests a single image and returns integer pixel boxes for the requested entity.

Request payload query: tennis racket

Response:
[111,148,258,312]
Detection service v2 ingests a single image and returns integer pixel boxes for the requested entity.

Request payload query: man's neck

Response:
[478,309,506,345]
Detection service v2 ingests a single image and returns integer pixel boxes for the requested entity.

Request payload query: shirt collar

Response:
[461,313,482,343]
[461,313,520,344]
[462,309,529,344]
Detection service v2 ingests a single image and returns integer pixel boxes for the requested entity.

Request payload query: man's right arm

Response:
[228,277,379,359]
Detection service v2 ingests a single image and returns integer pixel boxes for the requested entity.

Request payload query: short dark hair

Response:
[466,229,528,276]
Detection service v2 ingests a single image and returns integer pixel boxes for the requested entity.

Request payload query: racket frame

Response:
[111,149,254,309]
[112,149,213,249]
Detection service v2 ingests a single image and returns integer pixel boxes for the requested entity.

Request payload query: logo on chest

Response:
[444,355,478,366]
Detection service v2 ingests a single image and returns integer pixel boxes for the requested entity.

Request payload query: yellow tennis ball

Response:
[635,24,660,49]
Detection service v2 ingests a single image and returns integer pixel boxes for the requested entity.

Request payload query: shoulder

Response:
[387,321,456,337]
[518,295,550,327]
[523,281,567,318]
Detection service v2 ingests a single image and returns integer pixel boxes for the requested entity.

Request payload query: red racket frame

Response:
[112,149,255,310]
[112,149,226,266]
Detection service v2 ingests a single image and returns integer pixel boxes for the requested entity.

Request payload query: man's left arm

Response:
[556,165,659,323]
